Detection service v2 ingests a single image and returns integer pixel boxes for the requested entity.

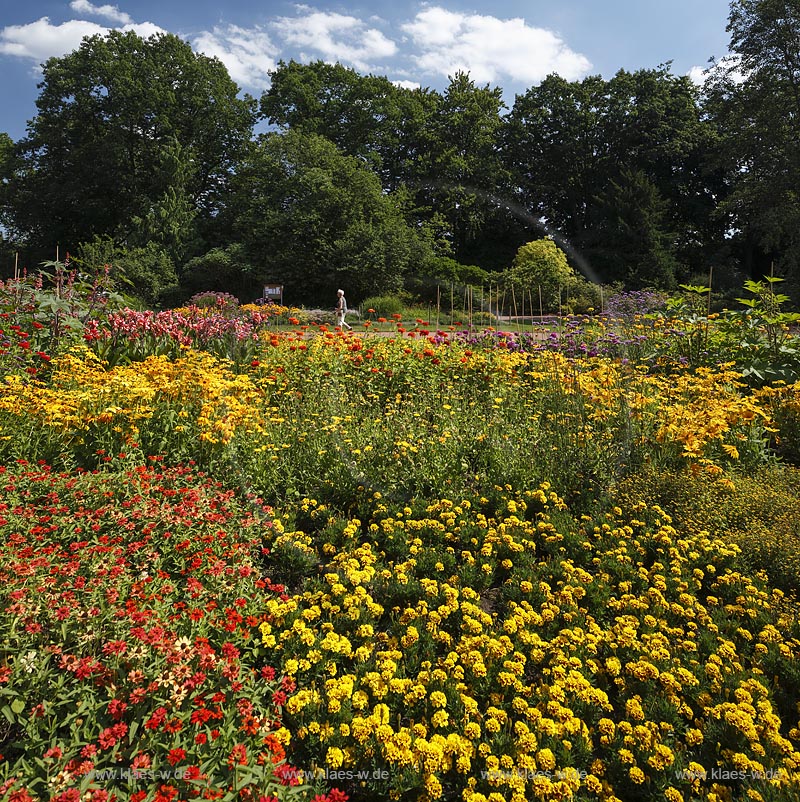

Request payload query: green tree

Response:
[505,67,718,286]
[704,0,800,289]
[421,73,512,270]
[229,130,432,305]
[504,74,609,243]
[589,168,679,289]
[262,64,519,274]
[0,133,17,271]
[73,236,178,306]
[505,238,577,310]
[2,30,255,260]
[260,60,440,191]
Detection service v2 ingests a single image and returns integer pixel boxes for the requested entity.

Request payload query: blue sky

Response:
[1,1,734,141]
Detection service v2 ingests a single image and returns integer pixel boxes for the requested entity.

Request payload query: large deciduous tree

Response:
[704,0,800,287]
[505,67,718,288]
[262,64,519,274]
[229,130,434,305]
[2,30,255,259]
[260,60,440,191]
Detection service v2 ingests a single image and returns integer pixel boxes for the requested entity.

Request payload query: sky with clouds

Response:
[1,0,735,141]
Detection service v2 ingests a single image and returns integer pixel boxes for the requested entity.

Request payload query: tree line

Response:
[0,0,797,308]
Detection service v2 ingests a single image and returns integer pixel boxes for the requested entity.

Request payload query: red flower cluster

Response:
[0,463,335,801]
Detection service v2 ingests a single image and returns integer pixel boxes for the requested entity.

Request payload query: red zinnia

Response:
[167,748,186,766]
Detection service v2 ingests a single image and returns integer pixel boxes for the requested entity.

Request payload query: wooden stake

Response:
[14,252,19,281]
[538,286,544,320]
[707,265,714,317]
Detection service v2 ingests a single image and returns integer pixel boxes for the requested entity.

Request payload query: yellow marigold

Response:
[430,691,448,709]
[536,748,556,771]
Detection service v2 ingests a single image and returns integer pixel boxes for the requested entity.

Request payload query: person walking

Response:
[335,288,352,330]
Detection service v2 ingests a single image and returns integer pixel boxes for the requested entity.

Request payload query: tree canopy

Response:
[1,30,255,257]
[229,130,435,305]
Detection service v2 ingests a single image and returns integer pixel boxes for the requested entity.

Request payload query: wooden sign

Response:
[263,284,283,303]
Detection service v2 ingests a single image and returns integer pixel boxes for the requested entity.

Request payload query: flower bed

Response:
[0,461,345,802]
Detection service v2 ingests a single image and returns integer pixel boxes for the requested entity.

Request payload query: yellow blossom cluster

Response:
[260,486,800,801]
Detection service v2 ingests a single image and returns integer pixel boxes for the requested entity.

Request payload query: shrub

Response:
[188,291,240,310]
[360,295,404,318]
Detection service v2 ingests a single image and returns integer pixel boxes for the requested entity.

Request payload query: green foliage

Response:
[591,168,680,289]
[505,67,717,284]
[73,236,178,306]
[422,256,489,286]
[231,130,431,305]
[564,277,604,314]
[704,2,800,289]
[179,244,260,303]
[359,295,404,318]
[613,464,800,598]
[505,238,576,310]
[2,29,255,253]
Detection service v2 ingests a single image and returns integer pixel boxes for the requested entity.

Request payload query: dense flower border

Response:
[0,462,346,802]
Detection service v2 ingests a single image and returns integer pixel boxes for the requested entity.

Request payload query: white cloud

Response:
[272,10,396,72]
[191,25,279,89]
[401,6,591,84]
[69,1,133,26]
[687,66,706,85]
[0,17,163,62]
[393,79,421,90]
[688,54,747,87]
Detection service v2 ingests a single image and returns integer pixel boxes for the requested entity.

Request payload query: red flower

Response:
[51,791,81,802]
[154,787,178,802]
[107,698,127,720]
[132,753,151,769]
[227,744,247,768]
[98,726,118,749]
[167,747,186,766]
[145,706,167,730]
[189,708,212,725]
[44,746,63,760]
